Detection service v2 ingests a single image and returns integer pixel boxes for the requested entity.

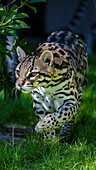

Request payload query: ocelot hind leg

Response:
[60,116,75,141]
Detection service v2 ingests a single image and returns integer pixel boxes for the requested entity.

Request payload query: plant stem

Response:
[6,0,16,7]
[18,2,28,9]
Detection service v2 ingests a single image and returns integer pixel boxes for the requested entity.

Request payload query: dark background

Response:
[4,0,96,52]
[19,0,96,54]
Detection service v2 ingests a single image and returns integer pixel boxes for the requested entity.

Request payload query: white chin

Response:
[21,89,31,93]
[16,85,21,90]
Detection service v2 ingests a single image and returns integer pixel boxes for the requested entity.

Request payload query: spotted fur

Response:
[15,31,88,139]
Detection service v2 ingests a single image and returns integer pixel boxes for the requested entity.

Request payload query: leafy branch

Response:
[0,0,46,104]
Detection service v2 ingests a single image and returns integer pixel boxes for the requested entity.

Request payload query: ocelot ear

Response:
[17,46,26,61]
[40,50,53,65]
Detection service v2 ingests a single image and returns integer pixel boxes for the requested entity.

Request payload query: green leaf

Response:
[14,20,30,28]
[19,39,27,47]
[15,20,28,25]
[0,4,6,23]
[5,14,15,25]
[0,46,12,59]
[14,13,29,19]
[27,5,37,13]
[0,26,5,33]
[10,5,18,13]
[5,4,9,14]
[0,4,4,11]
[10,31,19,40]
[15,20,30,28]
[7,24,30,29]
[5,5,18,24]
[6,28,19,40]
[20,0,25,5]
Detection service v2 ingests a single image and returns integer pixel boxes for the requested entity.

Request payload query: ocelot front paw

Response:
[35,114,56,133]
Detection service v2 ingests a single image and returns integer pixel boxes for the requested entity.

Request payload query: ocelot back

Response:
[15,31,88,139]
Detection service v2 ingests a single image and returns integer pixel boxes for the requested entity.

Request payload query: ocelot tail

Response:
[15,31,88,140]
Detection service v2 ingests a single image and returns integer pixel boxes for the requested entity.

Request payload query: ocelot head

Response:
[15,46,54,93]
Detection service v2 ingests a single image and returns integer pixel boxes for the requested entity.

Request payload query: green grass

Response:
[0,56,96,169]
[0,92,37,127]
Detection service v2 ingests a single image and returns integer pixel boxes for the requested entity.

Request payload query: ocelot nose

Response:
[17,80,24,87]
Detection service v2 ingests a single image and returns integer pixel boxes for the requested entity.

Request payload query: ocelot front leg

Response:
[31,92,56,139]
[35,99,79,136]
[33,104,56,139]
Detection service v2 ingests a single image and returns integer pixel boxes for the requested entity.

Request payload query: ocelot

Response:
[15,31,88,140]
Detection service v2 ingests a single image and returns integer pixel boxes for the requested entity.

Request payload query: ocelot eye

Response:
[27,72,37,79]
[15,70,20,78]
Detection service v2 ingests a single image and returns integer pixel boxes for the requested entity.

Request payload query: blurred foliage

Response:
[0,0,46,104]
